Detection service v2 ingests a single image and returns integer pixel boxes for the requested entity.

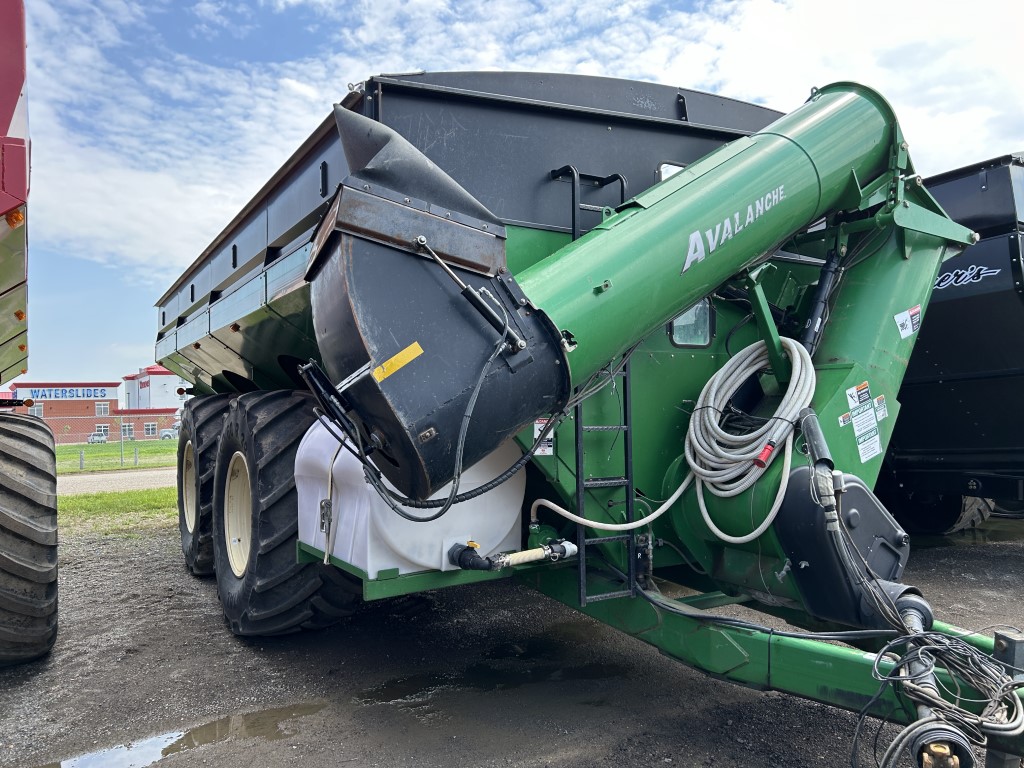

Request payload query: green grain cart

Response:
[157,72,1024,766]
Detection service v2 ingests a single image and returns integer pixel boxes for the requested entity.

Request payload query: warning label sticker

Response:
[873,395,888,422]
[894,304,922,340]
[844,381,882,463]
[534,418,554,456]
[846,381,872,410]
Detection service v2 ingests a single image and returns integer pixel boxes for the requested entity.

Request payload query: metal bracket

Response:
[743,265,790,384]
[497,270,533,310]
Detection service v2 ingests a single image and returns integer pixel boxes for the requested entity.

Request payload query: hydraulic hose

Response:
[530,474,693,533]
[533,338,814,542]
[685,338,814,495]
[688,337,814,544]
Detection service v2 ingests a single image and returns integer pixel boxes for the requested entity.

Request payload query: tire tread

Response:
[0,413,58,667]
[213,391,360,636]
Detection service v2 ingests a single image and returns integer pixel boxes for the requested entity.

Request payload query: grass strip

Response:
[56,440,178,475]
[60,487,177,537]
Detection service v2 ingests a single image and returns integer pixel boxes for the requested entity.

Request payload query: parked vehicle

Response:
[156,72,1022,763]
[0,0,59,668]
[86,433,108,444]
[160,428,178,440]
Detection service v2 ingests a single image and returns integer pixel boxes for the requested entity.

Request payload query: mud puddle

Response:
[356,632,628,713]
[913,517,1024,548]
[34,702,324,768]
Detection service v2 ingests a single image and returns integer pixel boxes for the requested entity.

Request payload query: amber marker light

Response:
[5,209,25,229]
[13,310,25,322]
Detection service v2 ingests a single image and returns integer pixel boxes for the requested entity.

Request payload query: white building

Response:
[122,365,187,412]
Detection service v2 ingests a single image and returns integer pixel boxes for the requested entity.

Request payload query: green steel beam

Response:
[519,565,1024,757]
[296,541,512,601]
[743,266,789,384]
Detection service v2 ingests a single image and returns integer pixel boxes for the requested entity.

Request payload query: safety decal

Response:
[893,304,922,340]
[842,381,881,463]
[533,418,555,456]
[372,341,424,383]
[873,395,888,422]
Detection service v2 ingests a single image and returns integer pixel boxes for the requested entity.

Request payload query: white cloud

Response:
[14,0,1024,381]
[21,0,1024,290]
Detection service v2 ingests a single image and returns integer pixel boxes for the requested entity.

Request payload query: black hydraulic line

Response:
[413,236,526,352]
[799,248,843,353]
[448,544,496,571]
[301,338,638,513]
[596,556,897,642]
[799,407,834,471]
[381,344,640,509]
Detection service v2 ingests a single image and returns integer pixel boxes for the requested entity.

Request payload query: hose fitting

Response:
[447,540,579,571]
[753,441,777,469]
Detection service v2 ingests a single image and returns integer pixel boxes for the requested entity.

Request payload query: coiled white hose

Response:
[533,338,815,542]
[688,337,815,544]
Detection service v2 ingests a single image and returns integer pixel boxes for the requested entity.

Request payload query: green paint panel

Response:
[296,541,511,601]
[521,565,1024,756]
[517,84,899,386]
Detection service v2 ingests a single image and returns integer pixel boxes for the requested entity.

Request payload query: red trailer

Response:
[0,0,59,667]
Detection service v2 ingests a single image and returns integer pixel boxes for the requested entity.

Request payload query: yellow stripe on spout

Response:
[372,341,424,383]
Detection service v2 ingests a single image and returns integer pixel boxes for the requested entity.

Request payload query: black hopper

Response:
[307,107,569,500]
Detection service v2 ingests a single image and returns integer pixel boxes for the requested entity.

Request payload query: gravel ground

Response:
[2,518,1024,768]
[57,467,176,496]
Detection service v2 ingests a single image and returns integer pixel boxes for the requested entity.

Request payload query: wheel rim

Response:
[224,451,253,578]
[182,440,197,534]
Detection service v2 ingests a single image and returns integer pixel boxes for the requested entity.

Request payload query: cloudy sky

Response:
[17,0,1024,385]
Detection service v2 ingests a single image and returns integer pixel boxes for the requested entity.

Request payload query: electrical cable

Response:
[361,286,510,522]
[594,555,897,642]
[687,337,815,543]
[866,631,1024,763]
[530,475,693,533]
[371,339,643,512]
[531,338,813,541]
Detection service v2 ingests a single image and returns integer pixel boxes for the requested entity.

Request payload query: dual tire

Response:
[875,471,993,535]
[179,390,359,635]
[177,394,234,575]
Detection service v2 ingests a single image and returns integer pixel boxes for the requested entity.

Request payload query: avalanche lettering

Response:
[682,185,786,273]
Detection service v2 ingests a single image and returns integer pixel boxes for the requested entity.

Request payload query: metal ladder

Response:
[572,362,638,606]
[549,164,637,606]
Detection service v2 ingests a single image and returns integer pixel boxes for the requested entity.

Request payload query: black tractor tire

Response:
[884,486,992,535]
[177,394,234,576]
[0,413,58,667]
[211,390,360,636]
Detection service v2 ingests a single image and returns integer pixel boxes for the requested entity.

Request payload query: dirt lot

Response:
[2,519,1024,768]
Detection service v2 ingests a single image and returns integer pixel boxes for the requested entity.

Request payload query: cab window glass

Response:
[669,299,712,347]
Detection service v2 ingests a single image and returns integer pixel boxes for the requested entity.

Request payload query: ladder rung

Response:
[585,589,633,603]
[582,425,627,432]
[583,476,628,489]
[584,534,632,545]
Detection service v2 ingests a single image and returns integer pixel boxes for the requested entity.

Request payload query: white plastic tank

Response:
[295,420,525,578]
